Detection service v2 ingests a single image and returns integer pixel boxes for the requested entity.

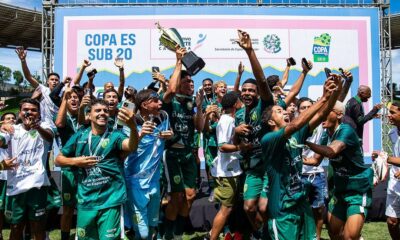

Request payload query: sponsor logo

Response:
[312,33,331,62]
[263,34,281,53]
[192,33,207,52]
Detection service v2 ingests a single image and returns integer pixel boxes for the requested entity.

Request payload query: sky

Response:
[0,0,399,86]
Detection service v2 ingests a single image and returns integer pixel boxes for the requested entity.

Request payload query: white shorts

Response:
[386,190,400,218]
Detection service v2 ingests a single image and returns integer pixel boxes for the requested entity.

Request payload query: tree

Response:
[0,65,12,93]
[13,70,24,87]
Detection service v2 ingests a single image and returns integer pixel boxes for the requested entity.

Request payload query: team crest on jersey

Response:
[251,112,257,122]
[101,139,110,148]
[77,228,86,238]
[173,175,181,184]
[286,137,304,149]
[63,193,71,201]
[29,130,38,138]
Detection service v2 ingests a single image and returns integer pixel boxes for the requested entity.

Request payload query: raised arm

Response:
[236,30,273,104]
[338,70,353,102]
[309,74,342,131]
[77,95,91,125]
[280,58,292,88]
[284,79,336,138]
[233,62,244,93]
[15,47,39,88]
[73,59,91,86]
[55,87,72,128]
[194,89,205,132]
[284,59,312,105]
[163,47,186,103]
[114,58,125,98]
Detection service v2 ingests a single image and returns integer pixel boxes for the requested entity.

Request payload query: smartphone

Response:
[324,67,332,78]
[84,88,92,96]
[87,69,97,78]
[338,67,348,80]
[288,57,296,66]
[302,58,312,70]
[117,101,136,126]
[152,66,160,80]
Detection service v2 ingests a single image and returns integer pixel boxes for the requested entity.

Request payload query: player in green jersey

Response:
[55,99,138,240]
[162,47,205,240]
[261,75,340,240]
[304,100,373,240]
[54,87,81,240]
[234,30,274,236]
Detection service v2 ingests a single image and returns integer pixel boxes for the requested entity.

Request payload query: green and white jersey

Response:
[0,123,54,196]
[262,125,310,218]
[61,126,128,210]
[320,123,372,194]
[235,99,270,173]
[162,94,195,148]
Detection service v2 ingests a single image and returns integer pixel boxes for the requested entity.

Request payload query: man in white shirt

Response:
[16,47,59,125]
[209,92,250,240]
[0,98,54,240]
[373,102,400,240]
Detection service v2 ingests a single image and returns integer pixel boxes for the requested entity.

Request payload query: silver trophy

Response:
[156,22,205,76]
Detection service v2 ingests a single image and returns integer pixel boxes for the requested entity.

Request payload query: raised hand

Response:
[118,107,136,129]
[15,47,27,61]
[175,46,187,61]
[82,59,91,68]
[236,30,252,51]
[195,88,205,107]
[114,58,124,69]
[238,61,245,75]
[301,58,313,73]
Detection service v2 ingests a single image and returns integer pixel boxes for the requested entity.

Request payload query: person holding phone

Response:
[55,99,138,240]
[123,89,173,239]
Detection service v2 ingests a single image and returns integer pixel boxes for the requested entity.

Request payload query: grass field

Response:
[0,221,386,240]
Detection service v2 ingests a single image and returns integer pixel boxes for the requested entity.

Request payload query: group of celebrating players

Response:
[0,29,398,240]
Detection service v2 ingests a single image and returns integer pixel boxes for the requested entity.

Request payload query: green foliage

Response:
[12,70,24,86]
[0,65,12,84]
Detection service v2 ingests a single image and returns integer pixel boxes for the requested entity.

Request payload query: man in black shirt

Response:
[343,85,382,140]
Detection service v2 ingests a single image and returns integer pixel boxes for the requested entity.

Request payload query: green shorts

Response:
[61,168,78,206]
[214,176,240,207]
[76,205,123,240]
[243,172,269,200]
[163,148,197,193]
[5,187,48,224]
[47,176,61,210]
[268,201,316,240]
[329,191,372,222]
[0,180,7,211]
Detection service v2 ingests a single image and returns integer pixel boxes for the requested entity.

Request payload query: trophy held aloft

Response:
[156,22,205,76]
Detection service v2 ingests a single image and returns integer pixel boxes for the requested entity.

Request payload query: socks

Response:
[164,218,175,240]
[174,215,186,236]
